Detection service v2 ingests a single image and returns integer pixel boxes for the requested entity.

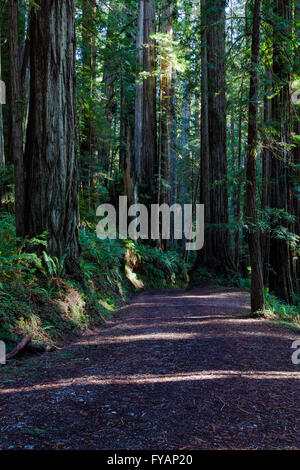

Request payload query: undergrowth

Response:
[262,289,300,327]
[2,208,297,354]
[0,212,189,351]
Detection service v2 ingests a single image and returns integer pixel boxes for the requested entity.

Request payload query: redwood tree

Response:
[245,0,265,312]
[25,0,80,274]
[268,0,295,302]
[195,0,233,274]
[8,0,25,237]
[0,23,4,168]
[159,0,174,208]
[133,0,157,203]
[142,0,157,200]
[80,0,98,210]
[199,0,210,266]
[134,0,144,199]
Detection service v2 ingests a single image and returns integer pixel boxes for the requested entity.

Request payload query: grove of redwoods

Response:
[0,0,299,319]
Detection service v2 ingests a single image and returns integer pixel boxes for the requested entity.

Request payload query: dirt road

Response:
[0,286,299,450]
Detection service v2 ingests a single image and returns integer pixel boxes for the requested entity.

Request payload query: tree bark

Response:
[0,23,4,168]
[207,0,232,272]
[261,66,272,285]
[268,0,295,302]
[245,0,265,313]
[124,119,133,205]
[235,109,243,272]
[134,0,145,201]
[199,0,210,266]
[159,0,174,209]
[195,0,233,274]
[142,0,157,200]
[292,0,300,289]
[80,0,98,210]
[8,0,25,238]
[25,0,80,275]
[100,2,118,181]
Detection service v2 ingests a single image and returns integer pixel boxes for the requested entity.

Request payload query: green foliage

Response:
[0,214,61,280]
[80,229,126,295]
[189,267,213,285]
[229,272,300,326]
[126,240,189,288]
[0,210,189,350]
[0,212,18,258]
[0,165,14,205]
[42,252,67,278]
[264,289,300,325]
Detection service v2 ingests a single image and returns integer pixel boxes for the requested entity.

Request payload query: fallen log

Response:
[5,334,32,361]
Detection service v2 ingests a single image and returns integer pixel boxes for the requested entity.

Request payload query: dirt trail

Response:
[0,286,299,450]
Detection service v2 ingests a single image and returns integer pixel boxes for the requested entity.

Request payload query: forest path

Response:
[0,286,299,450]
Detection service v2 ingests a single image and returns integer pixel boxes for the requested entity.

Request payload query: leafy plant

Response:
[42,252,67,278]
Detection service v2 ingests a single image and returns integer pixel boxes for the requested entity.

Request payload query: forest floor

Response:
[0,285,299,450]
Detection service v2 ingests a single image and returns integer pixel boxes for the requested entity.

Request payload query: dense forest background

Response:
[0,0,299,347]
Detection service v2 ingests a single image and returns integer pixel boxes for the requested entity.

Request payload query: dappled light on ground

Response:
[1,370,299,396]
[0,286,299,450]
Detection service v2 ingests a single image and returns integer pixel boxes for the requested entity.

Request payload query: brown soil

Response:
[0,286,299,450]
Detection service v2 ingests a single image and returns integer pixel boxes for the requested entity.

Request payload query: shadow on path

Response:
[0,286,299,450]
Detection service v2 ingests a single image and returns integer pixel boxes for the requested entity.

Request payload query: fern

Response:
[42,252,67,277]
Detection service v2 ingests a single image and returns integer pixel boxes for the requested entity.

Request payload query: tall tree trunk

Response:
[8,0,25,237]
[134,0,157,203]
[80,0,98,210]
[119,79,126,174]
[235,109,243,271]
[25,0,80,275]
[196,0,232,273]
[245,0,265,313]
[100,2,118,182]
[207,0,232,272]
[3,1,26,169]
[0,26,4,168]
[101,71,116,177]
[142,0,157,201]
[134,0,144,201]
[261,66,272,285]
[292,0,300,290]
[0,6,9,170]
[124,119,133,205]
[170,71,178,244]
[268,0,294,302]
[158,0,174,249]
[119,9,136,205]
[197,0,210,267]
[159,0,174,208]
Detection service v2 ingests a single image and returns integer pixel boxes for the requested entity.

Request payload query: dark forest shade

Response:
[245,0,265,312]
[25,0,80,274]
[159,0,174,207]
[80,0,98,211]
[268,0,295,303]
[142,0,157,200]
[8,0,25,238]
[196,0,233,274]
